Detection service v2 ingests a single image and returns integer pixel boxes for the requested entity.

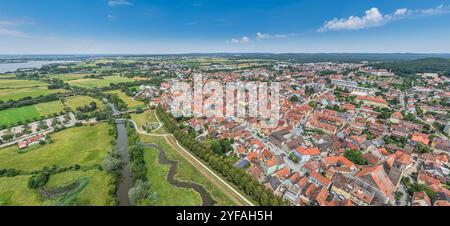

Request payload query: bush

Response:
[28,172,50,189]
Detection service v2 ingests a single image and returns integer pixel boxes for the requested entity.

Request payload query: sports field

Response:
[0,100,65,126]
[67,76,134,88]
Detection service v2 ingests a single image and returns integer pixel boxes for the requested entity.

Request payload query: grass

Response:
[0,100,65,126]
[0,123,113,171]
[143,146,202,206]
[47,73,92,81]
[0,79,48,89]
[139,135,235,206]
[0,87,66,102]
[67,76,134,88]
[0,74,16,79]
[105,90,145,110]
[66,95,104,111]
[0,169,114,206]
[130,110,166,134]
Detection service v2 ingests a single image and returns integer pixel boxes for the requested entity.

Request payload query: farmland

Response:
[0,100,65,126]
[67,76,134,88]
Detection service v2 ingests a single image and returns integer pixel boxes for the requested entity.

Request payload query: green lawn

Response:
[140,135,235,206]
[66,95,105,111]
[105,90,145,110]
[0,100,65,126]
[143,147,202,206]
[68,76,134,88]
[0,123,113,171]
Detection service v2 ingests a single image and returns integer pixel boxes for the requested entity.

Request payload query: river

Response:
[144,143,216,206]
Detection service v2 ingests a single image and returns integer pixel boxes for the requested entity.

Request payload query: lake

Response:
[0,61,78,73]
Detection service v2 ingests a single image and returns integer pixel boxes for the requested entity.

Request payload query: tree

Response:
[28,172,50,189]
[128,180,152,206]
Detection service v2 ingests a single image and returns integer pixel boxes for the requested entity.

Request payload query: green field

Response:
[140,135,235,206]
[130,110,166,134]
[0,123,114,206]
[0,87,66,102]
[47,73,92,81]
[0,74,16,79]
[0,79,48,89]
[105,90,145,110]
[66,95,104,111]
[0,169,114,206]
[0,100,65,126]
[0,123,113,171]
[67,76,134,88]
[144,147,201,206]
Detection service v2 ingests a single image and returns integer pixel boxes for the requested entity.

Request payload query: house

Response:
[354,165,396,204]
[412,191,432,206]
[294,146,321,163]
[390,111,403,124]
[356,95,388,108]
[411,132,430,145]
[17,134,46,149]
[331,173,374,206]
[261,155,285,176]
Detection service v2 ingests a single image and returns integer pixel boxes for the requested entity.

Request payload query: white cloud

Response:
[228,36,250,44]
[0,27,28,38]
[256,32,288,39]
[394,8,408,16]
[319,4,450,32]
[107,14,116,21]
[108,0,133,7]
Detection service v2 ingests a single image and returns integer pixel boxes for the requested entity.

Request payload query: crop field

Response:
[0,100,65,126]
[143,146,202,206]
[67,76,134,88]
[105,90,145,110]
[66,95,104,111]
[0,123,113,171]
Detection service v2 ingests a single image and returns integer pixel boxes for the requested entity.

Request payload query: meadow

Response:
[0,100,65,126]
[140,135,236,206]
[143,146,202,206]
[0,79,66,102]
[0,123,114,206]
[130,110,166,134]
[66,95,105,111]
[67,76,134,88]
[47,73,92,81]
[105,90,145,110]
[0,123,113,171]
[0,169,114,206]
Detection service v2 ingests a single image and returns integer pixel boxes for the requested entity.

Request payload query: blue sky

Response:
[0,0,449,54]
